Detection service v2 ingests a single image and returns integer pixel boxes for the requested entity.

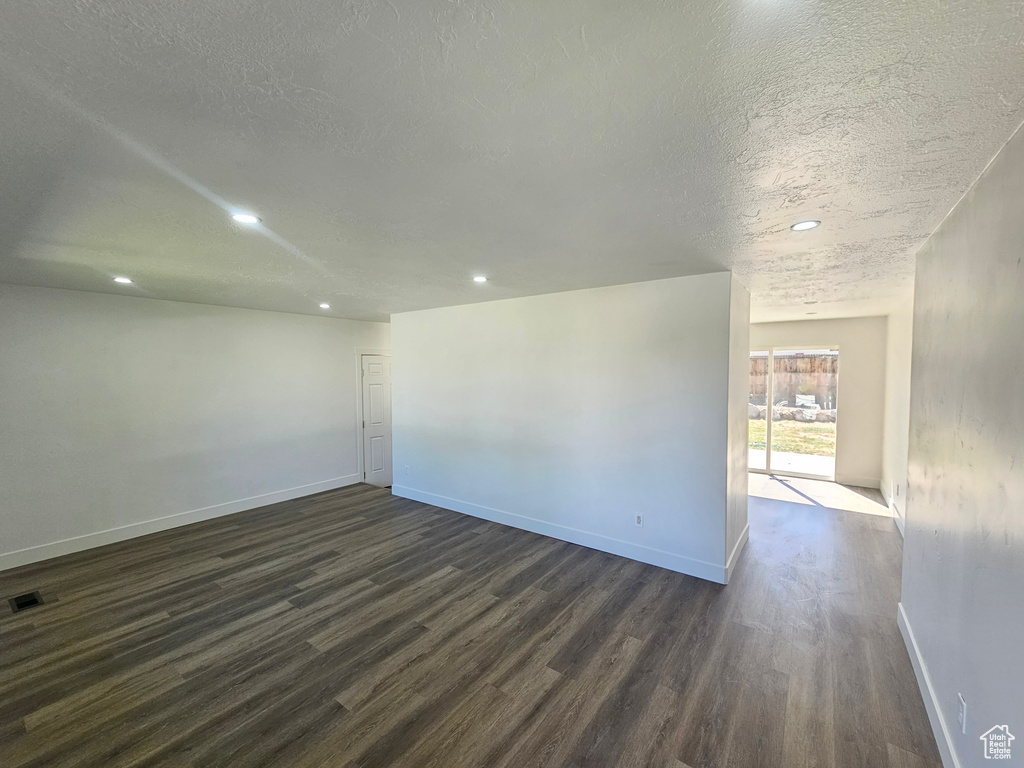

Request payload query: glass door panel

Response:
[769,349,838,479]
[748,351,769,471]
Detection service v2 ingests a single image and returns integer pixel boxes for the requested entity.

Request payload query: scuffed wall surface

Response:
[882,303,914,521]
[903,125,1024,764]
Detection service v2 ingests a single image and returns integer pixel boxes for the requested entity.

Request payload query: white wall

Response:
[391,272,750,584]
[725,276,751,576]
[900,125,1024,768]
[750,316,888,489]
[882,303,914,533]
[0,285,389,569]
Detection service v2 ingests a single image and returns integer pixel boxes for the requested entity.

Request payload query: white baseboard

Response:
[897,603,961,768]
[835,474,882,489]
[0,474,361,572]
[391,485,732,584]
[725,524,750,583]
[893,506,906,537]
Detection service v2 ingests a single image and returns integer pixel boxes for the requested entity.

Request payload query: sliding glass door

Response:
[748,351,769,471]
[749,348,839,480]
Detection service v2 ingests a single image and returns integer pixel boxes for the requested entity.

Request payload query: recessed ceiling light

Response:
[113,276,133,284]
[791,220,820,231]
[806,311,818,315]
[319,303,331,309]
[473,276,487,283]
[232,213,261,224]
[804,300,818,305]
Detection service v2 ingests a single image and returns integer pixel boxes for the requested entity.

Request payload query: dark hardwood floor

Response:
[0,483,939,767]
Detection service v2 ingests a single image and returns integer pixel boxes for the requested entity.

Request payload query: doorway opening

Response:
[748,348,838,481]
[359,353,392,487]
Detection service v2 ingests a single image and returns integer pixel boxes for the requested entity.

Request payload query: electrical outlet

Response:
[634,514,643,528]
[957,693,967,734]
[404,465,410,476]
[897,483,902,498]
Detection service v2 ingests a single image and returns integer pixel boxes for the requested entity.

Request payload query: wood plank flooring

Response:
[0,483,940,767]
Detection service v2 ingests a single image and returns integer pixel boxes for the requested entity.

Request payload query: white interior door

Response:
[361,355,392,486]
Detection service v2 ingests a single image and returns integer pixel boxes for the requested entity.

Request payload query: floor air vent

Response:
[9,592,44,613]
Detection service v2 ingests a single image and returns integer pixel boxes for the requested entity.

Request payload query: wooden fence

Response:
[750,352,839,409]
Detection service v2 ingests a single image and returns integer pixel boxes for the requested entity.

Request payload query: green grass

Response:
[748,419,836,457]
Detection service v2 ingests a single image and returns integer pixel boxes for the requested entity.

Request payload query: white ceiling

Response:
[1,0,1022,323]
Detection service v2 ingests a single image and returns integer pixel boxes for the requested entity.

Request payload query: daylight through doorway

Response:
[748,348,838,481]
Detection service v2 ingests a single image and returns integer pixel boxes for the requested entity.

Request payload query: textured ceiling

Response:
[1,0,1023,323]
